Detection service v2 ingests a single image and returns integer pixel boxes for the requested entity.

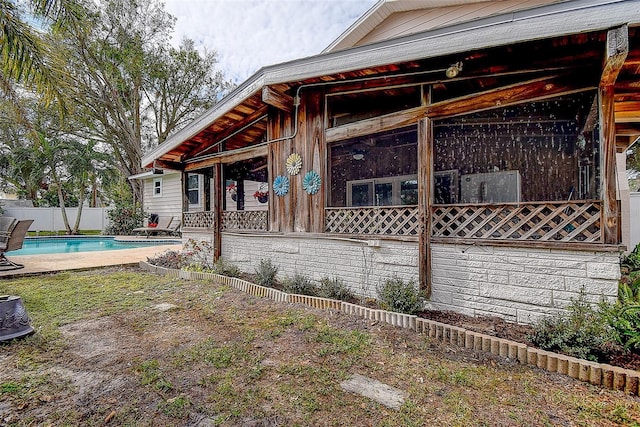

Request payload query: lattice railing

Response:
[183,211,215,228]
[431,200,602,242]
[222,210,268,231]
[325,206,419,236]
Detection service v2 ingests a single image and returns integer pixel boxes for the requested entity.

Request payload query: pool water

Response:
[9,237,180,256]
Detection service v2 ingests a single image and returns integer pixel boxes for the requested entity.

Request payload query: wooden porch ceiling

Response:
[152,26,640,169]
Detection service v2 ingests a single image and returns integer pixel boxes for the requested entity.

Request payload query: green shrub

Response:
[183,239,215,270]
[621,243,640,272]
[528,290,613,362]
[105,201,146,235]
[601,283,640,352]
[376,276,425,315]
[282,273,317,296]
[317,276,354,301]
[212,259,241,278]
[147,250,185,269]
[255,259,278,287]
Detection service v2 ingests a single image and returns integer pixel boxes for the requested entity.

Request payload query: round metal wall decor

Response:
[302,170,321,195]
[272,175,290,197]
[286,153,302,175]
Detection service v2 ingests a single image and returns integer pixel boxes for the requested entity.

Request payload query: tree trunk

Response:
[54,178,72,234]
[72,182,87,234]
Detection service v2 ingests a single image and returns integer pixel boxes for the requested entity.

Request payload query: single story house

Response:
[141,0,640,323]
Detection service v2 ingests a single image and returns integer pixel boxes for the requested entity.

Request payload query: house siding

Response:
[348,0,564,49]
[143,172,183,220]
[180,230,619,324]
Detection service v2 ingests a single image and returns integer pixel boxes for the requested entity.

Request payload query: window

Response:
[152,178,162,198]
[433,91,599,203]
[346,175,417,207]
[187,174,200,206]
[223,157,268,211]
[328,126,418,207]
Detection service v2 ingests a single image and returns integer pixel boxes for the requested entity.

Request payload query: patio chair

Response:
[132,216,175,237]
[0,219,34,270]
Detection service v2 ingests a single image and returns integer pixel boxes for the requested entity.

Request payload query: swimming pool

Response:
[9,237,181,256]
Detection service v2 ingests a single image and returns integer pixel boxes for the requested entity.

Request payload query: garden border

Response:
[139,261,640,396]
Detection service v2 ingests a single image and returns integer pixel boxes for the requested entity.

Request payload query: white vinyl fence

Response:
[3,207,112,232]
[631,192,640,251]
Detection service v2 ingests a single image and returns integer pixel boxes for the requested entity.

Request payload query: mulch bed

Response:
[418,309,640,371]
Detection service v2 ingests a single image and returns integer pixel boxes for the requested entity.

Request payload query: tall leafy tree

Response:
[0,0,81,119]
[59,0,232,203]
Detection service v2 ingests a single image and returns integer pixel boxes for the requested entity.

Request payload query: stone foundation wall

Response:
[221,233,418,298]
[181,230,621,324]
[430,244,620,324]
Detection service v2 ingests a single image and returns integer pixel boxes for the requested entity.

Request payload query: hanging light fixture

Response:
[445,61,463,78]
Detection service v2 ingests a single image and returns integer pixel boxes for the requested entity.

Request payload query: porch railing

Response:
[222,211,268,231]
[188,200,603,243]
[325,206,420,236]
[183,211,215,228]
[431,200,602,243]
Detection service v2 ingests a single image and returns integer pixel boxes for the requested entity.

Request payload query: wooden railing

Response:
[325,206,420,236]
[222,211,268,231]
[183,211,215,228]
[431,200,602,243]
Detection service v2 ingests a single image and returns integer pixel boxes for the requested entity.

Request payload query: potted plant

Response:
[227,182,237,201]
[254,183,269,203]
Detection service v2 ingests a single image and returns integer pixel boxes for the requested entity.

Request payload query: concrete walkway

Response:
[0,243,182,278]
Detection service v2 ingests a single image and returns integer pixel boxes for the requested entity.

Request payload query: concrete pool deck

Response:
[0,240,182,278]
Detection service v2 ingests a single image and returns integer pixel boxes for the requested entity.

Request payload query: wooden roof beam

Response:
[184,106,269,159]
[600,25,628,87]
[262,86,294,113]
[151,159,184,171]
[616,123,640,136]
[427,74,591,119]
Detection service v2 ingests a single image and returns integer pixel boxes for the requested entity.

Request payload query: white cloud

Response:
[164,0,376,83]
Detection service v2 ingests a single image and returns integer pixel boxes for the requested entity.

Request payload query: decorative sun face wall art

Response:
[272,175,290,197]
[286,153,302,175]
[302,170,321,195]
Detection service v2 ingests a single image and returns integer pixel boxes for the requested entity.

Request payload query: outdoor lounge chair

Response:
[132,216,179,237]
[0,219,34,270]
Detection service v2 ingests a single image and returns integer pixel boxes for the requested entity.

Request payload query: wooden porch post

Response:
[600,25,628,245]
[418,116,432,297]
[212,164,223,260]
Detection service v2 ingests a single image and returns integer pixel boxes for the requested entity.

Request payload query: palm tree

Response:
[0,0,81,119]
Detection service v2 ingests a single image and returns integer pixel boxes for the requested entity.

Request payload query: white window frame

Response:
[187,173,201,208]
[152,177,162,198]
[346,174,418,207]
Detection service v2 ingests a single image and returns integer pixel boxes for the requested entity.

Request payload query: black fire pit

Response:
[0,295,34,342]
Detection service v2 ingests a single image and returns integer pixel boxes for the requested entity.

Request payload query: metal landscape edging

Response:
[139,261,640,396]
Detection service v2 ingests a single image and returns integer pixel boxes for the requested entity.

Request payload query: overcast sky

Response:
[163,0,378,84]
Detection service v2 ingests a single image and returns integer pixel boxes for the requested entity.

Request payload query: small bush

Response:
[528,290,613,362]
[621,243,640,272]
[282,273,317,296]
[255,259,278,287]
[147,250,185,269]
[601,283,640,352]
[317,276,354,301]
[376,276,425,314]
[212,259,241,278]
[183,239,215,270]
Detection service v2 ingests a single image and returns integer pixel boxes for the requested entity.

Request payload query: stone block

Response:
[586,262,621,280]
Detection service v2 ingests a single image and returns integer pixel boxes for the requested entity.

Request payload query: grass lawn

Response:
[1,267,639,426]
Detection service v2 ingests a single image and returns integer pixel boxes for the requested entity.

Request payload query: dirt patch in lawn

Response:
[1,267,639,426]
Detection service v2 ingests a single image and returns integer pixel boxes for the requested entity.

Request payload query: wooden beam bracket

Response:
[262,86,294,113]
[600,24,629,87]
